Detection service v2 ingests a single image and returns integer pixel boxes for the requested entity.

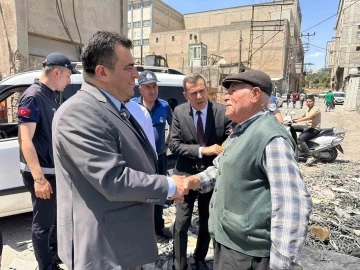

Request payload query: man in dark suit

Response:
[169,74,231,270]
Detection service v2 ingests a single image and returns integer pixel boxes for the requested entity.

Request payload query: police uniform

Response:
[133,70,173,239]
[18,80,60,269]
[266,95,280,115]
[18,53,79,270]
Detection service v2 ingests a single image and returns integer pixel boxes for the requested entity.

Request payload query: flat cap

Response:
[222,69,272,96]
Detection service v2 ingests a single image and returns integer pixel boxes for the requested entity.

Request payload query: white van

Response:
[0,68,186,217]
[332,91,346,105]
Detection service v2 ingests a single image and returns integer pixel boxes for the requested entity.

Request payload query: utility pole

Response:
[238,32,243,73]
[301,33,316,53]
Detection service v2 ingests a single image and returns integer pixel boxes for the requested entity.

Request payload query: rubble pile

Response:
[301,161,360,257]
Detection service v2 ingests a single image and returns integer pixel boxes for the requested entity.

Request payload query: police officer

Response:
[266,95,284,123]
[18,53,79,270]
[133,70,173,242]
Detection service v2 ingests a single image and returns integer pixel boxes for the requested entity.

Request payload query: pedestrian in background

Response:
[286,92,291,107]
[170,74,231,270]
[18,53,79,270]
[133,70,174,242]
[182,70,312,270]
[325,90,334,112]
[299,92,306,109]
[292,92,298,108]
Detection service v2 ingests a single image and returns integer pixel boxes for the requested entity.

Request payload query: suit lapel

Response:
[184,103,199,143]
[104,101,158,171]
[81,83,159,171]
[204,101,215,146]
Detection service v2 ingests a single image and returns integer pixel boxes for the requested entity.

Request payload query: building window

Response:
[190,34,192,40]
[133,21,141,28]
[133,3,141,9]
[128,23,131,29]
[156,37,159,43]
[357,31,360,39]
[358,25,360,29]
[143,39,149,45]
[172,36,175,41]
[356,46,360,51]
[143,1,151,7]
[128,4,132,10]
[132,20,150,28]
[133,40,141,46]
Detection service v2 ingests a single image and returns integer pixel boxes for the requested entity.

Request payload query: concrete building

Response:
[127,0,184,64]
[0,0,128,79]
[149,0,304,93]
[332,0,360,90]
[325,40,335,69]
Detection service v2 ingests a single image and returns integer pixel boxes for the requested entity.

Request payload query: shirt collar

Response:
[191,101,208,116]
[232,111,268,135]
[98,88,121,111]
[35,80,57,98]
[134,96,160,110]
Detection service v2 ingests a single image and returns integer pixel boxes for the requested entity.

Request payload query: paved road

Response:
[1,99,359,269]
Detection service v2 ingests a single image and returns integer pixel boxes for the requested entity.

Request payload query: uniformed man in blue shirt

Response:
[18,53,79,270]
[133,70,173,242]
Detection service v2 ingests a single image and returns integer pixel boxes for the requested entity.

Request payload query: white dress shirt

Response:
[191,102,208,158]
[125,100,156,154]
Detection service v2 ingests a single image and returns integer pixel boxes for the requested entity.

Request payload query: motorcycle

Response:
[283,111,345,163]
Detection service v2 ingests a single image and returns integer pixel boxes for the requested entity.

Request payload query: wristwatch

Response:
[34,177,44,183]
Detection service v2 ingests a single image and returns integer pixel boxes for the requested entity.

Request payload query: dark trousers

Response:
[22,172,58,270]
[298,128,320,154]
[213,240,270,270]
[155,152,167,233]
[173,189,213,270]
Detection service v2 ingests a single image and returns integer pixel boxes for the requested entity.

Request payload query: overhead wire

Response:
[72,0,83,48]
[301,0,360,33]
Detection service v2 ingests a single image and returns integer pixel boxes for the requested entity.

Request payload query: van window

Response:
[0,86,28,139]
[333,92,345,97]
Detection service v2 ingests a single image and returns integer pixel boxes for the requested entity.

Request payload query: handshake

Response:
[169,174,200,203]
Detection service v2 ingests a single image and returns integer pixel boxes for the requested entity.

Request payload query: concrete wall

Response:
[127,0,184,62]
[326,40,335,68]
[0,0,128,78]
[344,75,360,112]
[152,0,185,33]
[332,0,360,89]
[150,22,289,82]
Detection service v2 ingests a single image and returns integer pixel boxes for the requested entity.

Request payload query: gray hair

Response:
[182,73,207,91]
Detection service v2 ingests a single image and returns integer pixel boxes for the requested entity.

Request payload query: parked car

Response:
[275,93,284,107]
[319,91,327,98]
[333,91,346,105]
[0,68,186,217]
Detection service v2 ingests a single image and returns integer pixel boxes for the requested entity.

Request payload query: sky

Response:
[162,0,339,71]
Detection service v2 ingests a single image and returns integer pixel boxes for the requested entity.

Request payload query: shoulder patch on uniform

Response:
[18,107,31,117]
[267,103,277,112]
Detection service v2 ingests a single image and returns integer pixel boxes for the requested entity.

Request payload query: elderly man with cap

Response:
[18,53,79,270]
[181,70,312,270]
[133,70,174,242]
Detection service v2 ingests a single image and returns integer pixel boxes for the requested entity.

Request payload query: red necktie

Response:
[196,111,205,146]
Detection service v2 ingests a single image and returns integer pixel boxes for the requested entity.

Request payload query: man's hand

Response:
[34,178,53,199]
[201,144,224,156]
[183,175,201,191]
[170,175,188,203]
